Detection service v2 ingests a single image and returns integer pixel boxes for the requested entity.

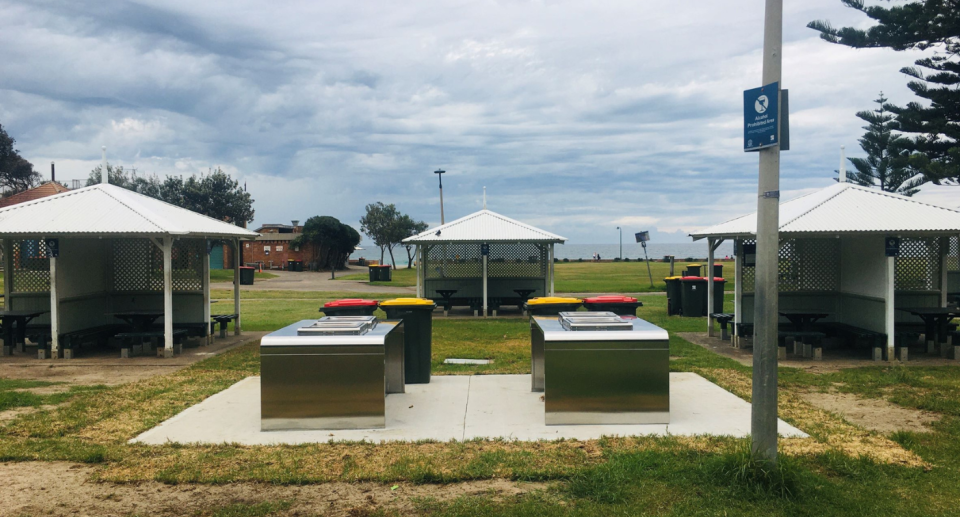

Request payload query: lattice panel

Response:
[423,243,547,279]
[778,238,839,292]
[896,237,941,291]
[740,239,756,293]
[948,236,959,272]
[172,239,203,291]
[487,243,547,278]
[12,240,50,293]
[113,239,205,292]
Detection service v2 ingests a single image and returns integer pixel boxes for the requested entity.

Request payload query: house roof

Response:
[690,182,960,239]
[403,209,567,244]
[0,182,70,208]
[256,233,300,242]
[0,183,258,239]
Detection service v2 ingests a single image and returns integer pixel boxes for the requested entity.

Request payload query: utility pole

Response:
[616,227,622,260]
[434,169,446,224]
[752,0,783,466]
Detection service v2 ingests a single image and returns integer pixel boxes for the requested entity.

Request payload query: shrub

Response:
[577,258,583,262]
[563,258,569,262]
[623,257,631,262]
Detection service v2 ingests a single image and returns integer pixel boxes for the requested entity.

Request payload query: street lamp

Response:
[434,169,446,224]
[616,227,622,260]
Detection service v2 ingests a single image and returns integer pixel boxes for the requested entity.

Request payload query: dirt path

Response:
[0,462,546,516]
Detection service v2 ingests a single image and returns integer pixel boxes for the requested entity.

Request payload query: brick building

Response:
[221,222,308,270]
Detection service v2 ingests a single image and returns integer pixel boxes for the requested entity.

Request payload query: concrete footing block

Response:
[64,349,76,360]
[777,346,786,360]
[121,348,131,358]
[928,341,936,354]
[803,343,812,358]
[784,336,794,351]
[15,342,25,353]
[813,347,823,361]
[898,347,909,362]
[2,346,11,356]
[163,348,175,359]
[132,344,143,356]
[473,310,479,317]
[37,348,48,359]
[950,346,960,361]
[443,310,449,317]
[873,347,883,361]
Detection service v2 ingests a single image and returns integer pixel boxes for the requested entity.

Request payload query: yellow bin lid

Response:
[526,297,582,305]
[379,298,435,306]
[686,263,701,267]
[664,276,683,280]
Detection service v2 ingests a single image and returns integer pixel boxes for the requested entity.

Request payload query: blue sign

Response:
[885,237,900,257]
[744,82,779,151]
[481,243,489,256]
[634,231,649,243]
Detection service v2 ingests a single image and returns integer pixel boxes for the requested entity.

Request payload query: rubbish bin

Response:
[582,295,643,316]
[685,263,702,277]
[239,266,255,285]
[322,299,379,316]
[379,265,393,282]
[368,264,381,282]
[524,297,583,316]
[712,264,723,278]
[664,276,683,316]
[701,277,726,315]
[680,277,707,317]
[379,298,437,384]
[287,259,296,271]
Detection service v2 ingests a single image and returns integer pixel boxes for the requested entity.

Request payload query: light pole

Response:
[616,227,622,260]
[434,169,446,224]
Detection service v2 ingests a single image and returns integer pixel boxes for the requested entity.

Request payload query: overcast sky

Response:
[0,0,954,243]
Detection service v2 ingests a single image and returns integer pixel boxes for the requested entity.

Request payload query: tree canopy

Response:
[809,0,960,184]
[293,216,360,271]
[844,93,925,196]
[359,202,426,269]
[0,124,41,195]
[87,166,255,225]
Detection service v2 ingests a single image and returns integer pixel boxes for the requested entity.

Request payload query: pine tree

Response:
[846,93,925,196]
[809,0,960,184]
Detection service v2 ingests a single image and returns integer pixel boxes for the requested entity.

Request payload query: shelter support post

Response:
[203,239,212,345]
[549,244,555,296]
[234,239,241,335]
[886,255,895,361]
[941,237,949,307]
[1,240,9,355]
[482,245,488,317]
[163,236,174,357]
[707,238,721,337]
[415,245,421,298]
[734,240,743,347]
[49,250,60,358]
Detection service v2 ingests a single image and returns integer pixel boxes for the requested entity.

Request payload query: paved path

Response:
[213,269,415,294]
[132,373,806,445]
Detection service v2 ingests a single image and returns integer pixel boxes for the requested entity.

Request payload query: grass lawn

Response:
[5,291,960,514]
[209,269,278,283]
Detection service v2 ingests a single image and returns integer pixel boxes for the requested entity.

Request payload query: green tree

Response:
[399,215,428,269]
[844,93,925,196]
[360,202,400,266]
[809,0,960,184]
[0,124,41,194]
[88,166,254,225]
[293,216,360,273]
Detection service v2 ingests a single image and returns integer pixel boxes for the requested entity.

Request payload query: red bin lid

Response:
[680,276,704,281]
[583,295,638,303]
[239,266,255,270]
[323,299,379,307]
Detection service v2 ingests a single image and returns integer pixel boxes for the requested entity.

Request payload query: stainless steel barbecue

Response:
[531,314,670,425]
[260,317,405,431]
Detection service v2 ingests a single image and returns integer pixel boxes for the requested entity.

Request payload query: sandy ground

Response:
[0,462,546,517]
[799,390,939,434]
[214,268,416,294]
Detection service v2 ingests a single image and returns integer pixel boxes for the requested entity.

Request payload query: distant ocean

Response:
[352,241,733,267]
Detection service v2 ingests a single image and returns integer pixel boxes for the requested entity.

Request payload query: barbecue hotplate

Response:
[298,316,378,336]
[558,312,633,331]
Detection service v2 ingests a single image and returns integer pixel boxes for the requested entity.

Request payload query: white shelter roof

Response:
[0,183,258,239]
[403,209,567,244]
[691,182,960,239]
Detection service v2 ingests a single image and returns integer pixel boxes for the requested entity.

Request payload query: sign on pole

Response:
[481,243,489,256]
[744,81,779,151]
[885,237,900,257]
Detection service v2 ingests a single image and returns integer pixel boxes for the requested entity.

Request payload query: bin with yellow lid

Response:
[524,297,583,316]
[379,298,437,384]
[664,276,683,316]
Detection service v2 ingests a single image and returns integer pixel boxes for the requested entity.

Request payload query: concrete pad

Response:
[132,373,807,445]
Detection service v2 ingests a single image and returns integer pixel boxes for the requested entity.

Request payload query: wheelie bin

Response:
[379,298,437,384]
[321,299,379,316]
[239,266,255,285]
[702,277,726,315]
[664,276,683,316]
[368,264,381,282]
[680,277,707,317]
[685,263,702,277]
[379,265,393,281]
[582,295,643,316]
[524,297,583,316]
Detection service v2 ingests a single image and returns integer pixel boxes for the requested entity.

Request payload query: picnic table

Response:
[0,310,49,355]
[778,310,829,332]
[111,311,164,332]
[897,307,960,349]
[435,290,458,315]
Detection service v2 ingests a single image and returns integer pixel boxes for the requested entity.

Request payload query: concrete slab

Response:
[132,373,807,445]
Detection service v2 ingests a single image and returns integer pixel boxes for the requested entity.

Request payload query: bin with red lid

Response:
[703,277,726,315]
[582,295,643,316]
[321,299,380,316]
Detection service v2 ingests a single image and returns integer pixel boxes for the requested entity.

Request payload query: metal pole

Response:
[751,0,783,465]
[708,238,715,337]
[549,244,555,296]
[49,251,60,358]
[163,237,174,357]
[101,146,109,185]
[435,169,446,224]
[643,242,653,288]
[617,227,622,260]
[482,247,488,317]
[234,239,241,335]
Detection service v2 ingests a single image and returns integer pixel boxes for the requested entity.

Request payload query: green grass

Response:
[554,260,734,293]
[209,269,278,283]
[0,379,108,412]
